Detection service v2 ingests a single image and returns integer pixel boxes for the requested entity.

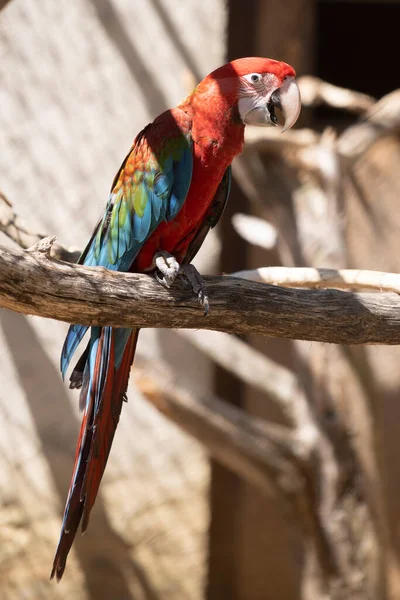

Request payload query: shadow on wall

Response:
[89,0,168,118]
[0,309,160,600]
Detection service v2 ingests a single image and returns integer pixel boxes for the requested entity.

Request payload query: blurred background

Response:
[1,1,400,599]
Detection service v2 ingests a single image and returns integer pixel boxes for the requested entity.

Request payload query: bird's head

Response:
[205,57,301,132]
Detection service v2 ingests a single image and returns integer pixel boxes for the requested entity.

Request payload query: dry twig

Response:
[0,191,80,262]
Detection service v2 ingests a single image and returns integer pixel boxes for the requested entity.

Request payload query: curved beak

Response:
[270,76,301,132]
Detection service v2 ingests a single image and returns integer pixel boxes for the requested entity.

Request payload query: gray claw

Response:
[180,263,209,316]
[152,251,209,315]
[201,294,209,316]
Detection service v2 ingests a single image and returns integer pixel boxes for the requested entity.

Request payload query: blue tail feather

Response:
[60,324,89,380]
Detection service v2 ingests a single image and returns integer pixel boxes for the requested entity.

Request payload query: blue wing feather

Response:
[61,126,193,379]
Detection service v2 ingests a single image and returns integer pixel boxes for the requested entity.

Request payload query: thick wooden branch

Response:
[2,242,400,345]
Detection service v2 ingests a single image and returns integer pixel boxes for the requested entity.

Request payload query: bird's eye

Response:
[244,73,262,84]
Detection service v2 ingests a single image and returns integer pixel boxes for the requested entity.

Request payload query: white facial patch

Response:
[238,95,267,122]
[237,73,279,124]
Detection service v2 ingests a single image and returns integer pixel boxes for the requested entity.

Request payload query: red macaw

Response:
[51,56,301,580]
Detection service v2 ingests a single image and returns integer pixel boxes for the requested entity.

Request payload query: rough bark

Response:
[2,241,400,345]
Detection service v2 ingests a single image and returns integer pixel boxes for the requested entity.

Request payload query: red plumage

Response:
[134,57,295,270]
[51,57,299,580]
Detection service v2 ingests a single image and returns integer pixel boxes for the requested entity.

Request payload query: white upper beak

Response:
[273,76,301,132]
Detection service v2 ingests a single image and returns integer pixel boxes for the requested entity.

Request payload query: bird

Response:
[51,56,301,580]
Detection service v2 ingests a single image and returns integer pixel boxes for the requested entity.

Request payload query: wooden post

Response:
[206,2,255,599]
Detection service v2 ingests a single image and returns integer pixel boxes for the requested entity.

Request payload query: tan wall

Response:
[0,1,225,598]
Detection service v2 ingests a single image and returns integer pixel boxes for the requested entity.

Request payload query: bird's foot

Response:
[153,251,209,315]
[179,263,209,316]
[153,251,180,287]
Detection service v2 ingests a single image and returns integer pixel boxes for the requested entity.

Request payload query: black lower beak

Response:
[268,89,282,126]
[267,101,278,125]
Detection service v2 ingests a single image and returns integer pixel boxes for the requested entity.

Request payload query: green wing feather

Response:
[61,114,193,377]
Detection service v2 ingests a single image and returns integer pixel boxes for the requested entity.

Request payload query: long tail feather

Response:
[51,327,138,581]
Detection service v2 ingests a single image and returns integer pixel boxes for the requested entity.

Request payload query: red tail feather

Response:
[51,329,139,581]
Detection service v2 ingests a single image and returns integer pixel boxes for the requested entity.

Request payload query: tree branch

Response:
[298,75,376,113]
[232,265,400,294]
[133,360,303,498]
[2,241,400,344]
[177,329,319,455]
[338,89,400,162]
[132,357,364,591]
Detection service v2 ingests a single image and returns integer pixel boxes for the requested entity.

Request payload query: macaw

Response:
[51,56,301,580]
